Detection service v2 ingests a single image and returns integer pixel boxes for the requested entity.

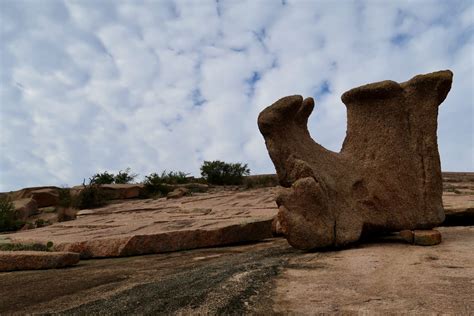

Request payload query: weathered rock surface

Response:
[8,186,59,200]
[0,226,471,314]
[398,229,442,245]
[3,188,278,258]
[272,226,473,314]
[29,188,60,207]
[71,184,143,200]
[258,70,453,249]
[12,198,38,220]
[167,187,190,199]
[0,251,80,272]
[442,172,474,226]
[8,186,60,208]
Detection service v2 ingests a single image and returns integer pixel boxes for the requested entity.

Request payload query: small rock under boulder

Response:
[413,230,442,246]
[399,229,442,246]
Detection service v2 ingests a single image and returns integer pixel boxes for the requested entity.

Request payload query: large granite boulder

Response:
[258,70,453,250]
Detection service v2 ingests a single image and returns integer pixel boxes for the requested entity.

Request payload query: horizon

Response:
[1,0,473,191]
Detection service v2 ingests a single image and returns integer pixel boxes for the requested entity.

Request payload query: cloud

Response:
[0,0,472,191]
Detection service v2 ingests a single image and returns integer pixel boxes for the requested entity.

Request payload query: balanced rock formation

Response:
[258,70,453,250]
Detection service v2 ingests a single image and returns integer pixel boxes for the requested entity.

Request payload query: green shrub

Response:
[72,184,108,209]
[142,173,173,198]
[90,168,137,185]
[158,171,190,184]
[114,168,138,184]
[0,196,23,232]
[90,171,115,185]
[58,188,73,208]
[200,161,250,185]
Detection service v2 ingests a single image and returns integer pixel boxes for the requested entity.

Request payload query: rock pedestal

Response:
[258,70,453,249]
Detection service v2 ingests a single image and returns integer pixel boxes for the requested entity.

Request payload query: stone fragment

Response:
[258,70,453,250]
[12,198,38,220]
[271,215,284,236]
[0,251,80,272]
[167,187,190,199]
[399,230,414,244]
[413,230,442,246]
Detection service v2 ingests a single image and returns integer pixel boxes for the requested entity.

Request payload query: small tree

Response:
[159,171,190,184]
[0,196,22,232]
[72,184,108,209]
[142,173,172,197]
[89,171,115,185]
[200,160,250,185]
[114,168,138,184]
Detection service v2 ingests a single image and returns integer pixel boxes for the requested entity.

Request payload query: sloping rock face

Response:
[4,188,277,258]
[258,70,453,249]
[12,198,38,220]
[9,186,60,208]
[71,184,143,200]
[29,188,59,208]
[0,251,79,272]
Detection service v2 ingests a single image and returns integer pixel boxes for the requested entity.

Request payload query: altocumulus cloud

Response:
[0,0,472,191]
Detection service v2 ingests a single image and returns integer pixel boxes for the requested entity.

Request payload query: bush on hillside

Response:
[89,168,138,185]
[0,196,23,232]
[141,171,190,198]
[157,171,190,184]
[200,161,250,185]
[89,171,115,185]
[72,184,108,209]
[114,168,138,184]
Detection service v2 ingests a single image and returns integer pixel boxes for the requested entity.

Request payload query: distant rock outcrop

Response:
[258,70,453,249]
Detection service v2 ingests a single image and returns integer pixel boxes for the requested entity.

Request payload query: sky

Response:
[0,0,473,191]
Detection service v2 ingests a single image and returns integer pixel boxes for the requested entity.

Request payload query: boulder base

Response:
[0,251,80,272]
